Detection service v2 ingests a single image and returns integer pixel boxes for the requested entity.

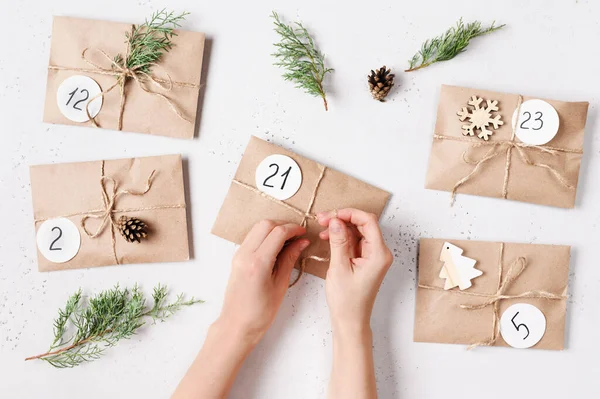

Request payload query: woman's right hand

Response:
[317,208,393,333]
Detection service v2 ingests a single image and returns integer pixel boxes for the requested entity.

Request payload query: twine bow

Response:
[49,25,198,131]
[232,164,330,287]
[434,95,583,205]
[418,243,567,349]
[80,171,156,240]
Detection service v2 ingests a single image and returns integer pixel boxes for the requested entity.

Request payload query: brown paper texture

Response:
[425,85,589,208]
[212,136,391,279]
[30,154,189,271]
[414,238,570,350]
[43,16,205,139]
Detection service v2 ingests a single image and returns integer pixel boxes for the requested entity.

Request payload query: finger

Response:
[328,217,352,269]
[318,208,384,245]
[257,223,307,261]
[241,219,283,252]
[274,239,310,286]
[319,224,361,257]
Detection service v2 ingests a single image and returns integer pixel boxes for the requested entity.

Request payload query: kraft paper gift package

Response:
[31,155,189,271]
[414,238,569,350]
[425,85,588,208]
[43,16,205,139]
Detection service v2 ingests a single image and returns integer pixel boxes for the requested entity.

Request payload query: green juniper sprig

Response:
[25,284,202,368]
[114,9,189,76]
[406,19,505,72]
[271,11,333,111]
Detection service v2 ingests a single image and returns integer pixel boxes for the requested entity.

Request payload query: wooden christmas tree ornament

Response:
[439,242,483,290]
[117,216,148,243]
[457,95,504,140]
[368,66,395,101]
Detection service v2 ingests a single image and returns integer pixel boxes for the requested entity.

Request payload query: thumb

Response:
[275,239,310,285]
[328,218,351,269]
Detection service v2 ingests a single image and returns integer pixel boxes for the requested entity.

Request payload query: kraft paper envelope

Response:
[415,238,570,350]
[212,136,391,279]
[425,85,588,208]
[43,16,205,139]
[30,154,189,271]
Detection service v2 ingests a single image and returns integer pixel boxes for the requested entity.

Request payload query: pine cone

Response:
[368,66,395,101]
[117,216,148,243]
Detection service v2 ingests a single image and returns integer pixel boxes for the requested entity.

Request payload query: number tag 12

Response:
[255,154,303,200]
[36,218,81,263]
[500,303,546,349]
[57,75,103,123]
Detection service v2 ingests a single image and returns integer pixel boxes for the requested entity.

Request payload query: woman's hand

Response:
[318,208,393,332]
[218,219,310,343]
[172,220,309,399]
[318,208,392,399]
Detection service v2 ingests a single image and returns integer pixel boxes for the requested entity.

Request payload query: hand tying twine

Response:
[232,164,330,287]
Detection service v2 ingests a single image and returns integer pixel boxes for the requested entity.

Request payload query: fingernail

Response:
[330,218,343,233]
[317,211,327,220]
[300,240,310,250]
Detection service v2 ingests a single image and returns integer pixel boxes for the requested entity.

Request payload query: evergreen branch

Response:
[271,11,333,111]
[26,284,202,368]
[406,19,505,72]
[50,289,81,349]
[113,9,189,76]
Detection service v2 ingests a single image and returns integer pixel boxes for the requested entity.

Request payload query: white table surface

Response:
[1,0,600,397]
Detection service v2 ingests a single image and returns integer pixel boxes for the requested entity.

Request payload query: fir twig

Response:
[113,9,189,76]
[406,19,505,72]
[271,11,333,111]
[25,285,203,368]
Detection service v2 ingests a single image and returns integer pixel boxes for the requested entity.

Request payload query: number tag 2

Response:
[500,303,547,349]
[36,218,81,263]
[255,154,303,200]
[57,75,103,123]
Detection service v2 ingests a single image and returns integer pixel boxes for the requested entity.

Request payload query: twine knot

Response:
[81,170,156,239]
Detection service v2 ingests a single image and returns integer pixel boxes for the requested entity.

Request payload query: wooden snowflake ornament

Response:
[457,95,504,141]
[439,242,483,290]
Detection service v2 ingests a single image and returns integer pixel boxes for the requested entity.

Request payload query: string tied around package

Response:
[48,24,198,131]
[34,160,186,265]
[433,95,583,205]
[418,243,567,349]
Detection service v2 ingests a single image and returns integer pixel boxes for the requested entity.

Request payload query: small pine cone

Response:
[368,66,395,102]
[117,216,148,243]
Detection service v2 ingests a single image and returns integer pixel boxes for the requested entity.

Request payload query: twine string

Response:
[48,25,198,131]
[232,164,330,287]
[436,95,583,205]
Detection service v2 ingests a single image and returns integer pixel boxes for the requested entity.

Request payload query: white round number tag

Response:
[36,218,81,263]
[255,154,302,200]
[512,99,559,145]
[57,75,103,123]
[500,303,546,349]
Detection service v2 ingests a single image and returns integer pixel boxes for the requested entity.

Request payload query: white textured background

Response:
[1,0,600,398]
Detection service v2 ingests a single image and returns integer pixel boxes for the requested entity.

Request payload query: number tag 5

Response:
[255,154,302,200]
[36,218,81,263]
[512,99,560,145]
[500,303,546,349]
[57,75,103,123]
